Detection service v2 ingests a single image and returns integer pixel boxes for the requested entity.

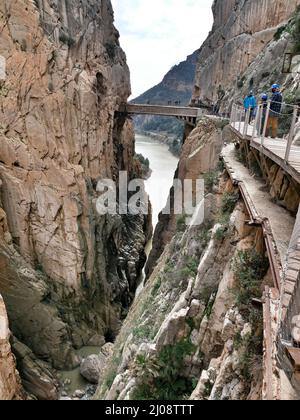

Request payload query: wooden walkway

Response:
[119,103,201,118]
[231,121,300,185]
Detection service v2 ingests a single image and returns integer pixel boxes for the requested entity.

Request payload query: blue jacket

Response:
[270,92,282,117]
[244,95,257,110]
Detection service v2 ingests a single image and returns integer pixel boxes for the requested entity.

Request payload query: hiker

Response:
[266,84,283,138]
[244,91,257,123]
[259,93,268,134]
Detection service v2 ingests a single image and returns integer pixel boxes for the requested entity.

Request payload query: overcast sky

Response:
[111,0,214,99]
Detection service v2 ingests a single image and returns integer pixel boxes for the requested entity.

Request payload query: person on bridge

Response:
[259,93,268,135]
[244,91,257,123]
[266,84,283,139]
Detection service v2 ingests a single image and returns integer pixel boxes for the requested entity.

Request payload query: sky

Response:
[111,0,214,99]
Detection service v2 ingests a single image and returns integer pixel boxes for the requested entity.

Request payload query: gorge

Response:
[1,0,300,401]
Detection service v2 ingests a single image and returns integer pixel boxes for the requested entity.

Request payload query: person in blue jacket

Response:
[266,84,283,138]
[244,91,257,122]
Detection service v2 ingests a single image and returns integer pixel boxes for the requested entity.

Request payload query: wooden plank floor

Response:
[231,122,300,185]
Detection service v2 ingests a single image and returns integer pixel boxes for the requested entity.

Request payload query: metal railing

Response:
[230,101,300,164]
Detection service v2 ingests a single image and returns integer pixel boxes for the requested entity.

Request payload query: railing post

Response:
[239,107,243,133]
[233,105,237,128]
[244,108,251,138]
[252,104,261,141]
[285,105,298,164]
[262,100,271,147]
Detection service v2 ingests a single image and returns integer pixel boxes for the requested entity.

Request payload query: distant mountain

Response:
[132,50,199,141]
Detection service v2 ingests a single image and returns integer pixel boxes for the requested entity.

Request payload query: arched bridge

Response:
[118,103,206,126]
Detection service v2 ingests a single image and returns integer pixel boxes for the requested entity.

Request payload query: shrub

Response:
[105,43,117,60]
[221,192,240,214]
[151,278,162,297]
[179,257,199,280]
[214,226,228,241]
[176,214,187,232]
[132,338,196,400]
[59,32,75,47]
[133,324,154,340]
[203,171,218,193]
[232,249,269,310]
[274,25,287,41]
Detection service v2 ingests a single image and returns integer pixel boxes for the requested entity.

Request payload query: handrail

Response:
[230,102,300,165]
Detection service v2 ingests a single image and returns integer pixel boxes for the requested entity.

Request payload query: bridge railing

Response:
[230,102,300,164]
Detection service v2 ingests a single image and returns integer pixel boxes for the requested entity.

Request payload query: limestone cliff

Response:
[0,294,23,400]
[193,0,300,107]
[0,0,149,391]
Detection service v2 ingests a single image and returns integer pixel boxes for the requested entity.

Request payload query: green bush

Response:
[203,171,218,193]
[214,226,228,241]
[274,25,287,41]
[151,278,162,297]
[232,249,269,310]
[59,32,75,47]
[176,214,187,232]
[132,338,196,400]
[105,43,117,60]
[221,192,240,214]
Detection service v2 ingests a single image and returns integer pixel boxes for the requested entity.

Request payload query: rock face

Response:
[0,295,23,400]
[0,0,149,384]
[193,0,300,107]
[95,121,269,401]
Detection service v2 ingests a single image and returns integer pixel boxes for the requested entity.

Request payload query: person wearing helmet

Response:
[244,91,257,123]
[266,84,283,138]
[259,93,268,134]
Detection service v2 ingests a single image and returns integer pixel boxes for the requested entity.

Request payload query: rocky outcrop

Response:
[12,339,59,401]
[0,0,150,389]
[146,117,225,277]
[193,0,300,107]
[79,344,113,385]
[0,295,23,400]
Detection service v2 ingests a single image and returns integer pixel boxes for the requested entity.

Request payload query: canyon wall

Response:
[193,0,300,107]
[96,119,270,400]
[0,0,149,388]
[94,0,300,401]
[0,294,23,400]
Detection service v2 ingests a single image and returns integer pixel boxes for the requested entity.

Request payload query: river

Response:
[135,134,179,229]
[59,134,179,397]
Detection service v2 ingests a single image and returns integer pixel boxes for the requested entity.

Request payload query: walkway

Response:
[222,143,295,267]
[230,103,300,185]
[118,103,204,126]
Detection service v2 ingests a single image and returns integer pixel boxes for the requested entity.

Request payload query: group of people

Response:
[243,84,283,138]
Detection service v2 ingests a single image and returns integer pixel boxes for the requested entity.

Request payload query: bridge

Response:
[229,102,300,397]
[118,103,205,126]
